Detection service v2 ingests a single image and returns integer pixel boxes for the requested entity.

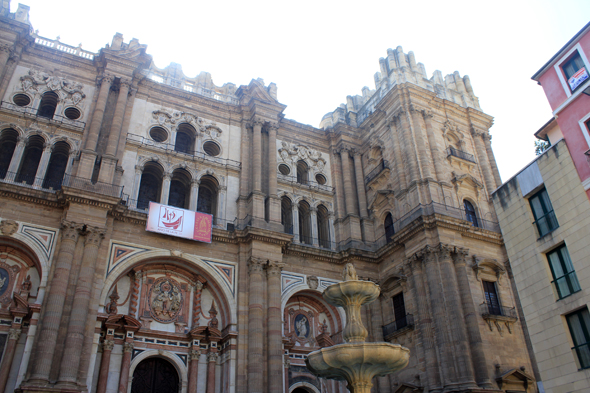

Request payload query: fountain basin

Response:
[305,342,410,391]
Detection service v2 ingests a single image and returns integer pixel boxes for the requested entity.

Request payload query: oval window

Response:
[13,93,31,107]
[64,107,81,120]
[203,141,221,156]
[279,164,291,175]
[315,173,327,185]
[149,126,168,143]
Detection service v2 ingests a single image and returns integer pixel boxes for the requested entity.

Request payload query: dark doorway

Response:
[130,357,179,393]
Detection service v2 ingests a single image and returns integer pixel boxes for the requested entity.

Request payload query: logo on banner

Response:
[569,67,589,91]
[158,205,184,232]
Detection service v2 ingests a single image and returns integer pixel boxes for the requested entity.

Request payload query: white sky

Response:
[14,0,590,182]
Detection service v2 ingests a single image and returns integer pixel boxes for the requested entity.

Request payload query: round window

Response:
[278,164,291,175]
[315,173,327,185]
[64,107,81,120]
[13,93,31,107]
[149,126,168,143]
[203,141,221,156]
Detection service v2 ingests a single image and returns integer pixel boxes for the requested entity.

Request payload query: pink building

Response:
[532,21,590,199]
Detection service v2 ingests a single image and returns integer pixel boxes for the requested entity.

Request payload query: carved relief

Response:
[278,142,326,171]
[307,275,319,290]
[20,69,86,105]
[151,109,220,140]
[0,219,18,236]
[149,277,183,323]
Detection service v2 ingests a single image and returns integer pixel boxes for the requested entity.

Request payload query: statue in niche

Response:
[21,275,32,293]
[295,314,309,338]
[0,268,8,297]
[150,278,182,322]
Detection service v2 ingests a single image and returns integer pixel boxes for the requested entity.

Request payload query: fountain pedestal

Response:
[305,265,410,393]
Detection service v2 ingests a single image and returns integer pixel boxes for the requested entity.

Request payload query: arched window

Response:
[137,162,164,210]
[317,204,330,249]
[281,196,293,234]
[175,123,196,154]
[37,91,59,119]
[298,200,311,244]
[0,128,18,179]
[464,200,479,228]
[43,141,69,190]
[168,168,191,209]
[17,135,44,185]
[384,212,395,240]
[197,175,219,217]
[297,160,308,184]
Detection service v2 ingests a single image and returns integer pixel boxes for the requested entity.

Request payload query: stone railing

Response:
[33,34,95,60]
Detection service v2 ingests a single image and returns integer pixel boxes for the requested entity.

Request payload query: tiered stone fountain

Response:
[306,264,410,393]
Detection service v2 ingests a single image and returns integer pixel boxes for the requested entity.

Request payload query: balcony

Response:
[382,314,414,341]
[480,302,517,334]
[447,147,476,163]
[277,174,334,194]
[365,160,390,186]
[0,101,86,130]
[0,171,62,192]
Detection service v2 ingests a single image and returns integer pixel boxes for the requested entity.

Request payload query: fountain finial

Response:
[342,263,358,281]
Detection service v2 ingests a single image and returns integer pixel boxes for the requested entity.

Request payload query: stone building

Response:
[0,2,536,393]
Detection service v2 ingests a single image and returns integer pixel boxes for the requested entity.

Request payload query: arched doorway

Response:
[131,357,179,393]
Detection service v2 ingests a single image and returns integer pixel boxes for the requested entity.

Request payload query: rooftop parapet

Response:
[321,46,481,129]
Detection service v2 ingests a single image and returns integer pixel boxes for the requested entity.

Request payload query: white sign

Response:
[568,67,589,91]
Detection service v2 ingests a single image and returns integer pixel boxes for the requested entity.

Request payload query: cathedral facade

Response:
[0,3,537,393]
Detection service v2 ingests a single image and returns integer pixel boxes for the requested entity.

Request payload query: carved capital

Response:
[0,43,12,54]
[102,339,115,351]
[266,261,285,277]
[135,165,142,174]
[191,179,200,187]
[248,257,266,275]
[8,328,21,341]
[470,127,485,139]
[422,109,434,119]
[437,243,453,261]
[99,74,115,86]
[61,220,82,242]
[163,173,172,181]
[190,349,201,360]
[416,245,436,265]
[195,281,204,291]
[268,122,279,131]
[84,227,105,247]
[119,78,132,89]
[123,342,134,353]
[207,352,219,362]
[454,247,469,266]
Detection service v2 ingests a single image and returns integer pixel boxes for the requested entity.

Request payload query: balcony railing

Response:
[365,160,390,185]
[277,174,334,193]
[382,314,414,339]
[533,210,559,237]
[126,134,241,170]
[447,147,476,163]
[0,171,62,192]
[479,302,517,319]
[0,101,87,129]
[61,174,123,198]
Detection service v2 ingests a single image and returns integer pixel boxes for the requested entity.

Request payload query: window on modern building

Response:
[281,196,293,234]
[16,135,44,185]
[529,188,558,237]
[43,141,69,190]
[463,200,479,227]
[137,163,164,210]
[298,200,311,244]
[197,175,218,218]
[297,160,308,185]
[566,308,590,369]
[175,123,196,154]
[483,280,501,316]
[562,52,589,92]
[317,204,330,249]
[547,245,581,299]
[0,128,18,179]
[392,292,407,329]
[384,212,395,240]
[37,91,59,119]
[168,169,191,210]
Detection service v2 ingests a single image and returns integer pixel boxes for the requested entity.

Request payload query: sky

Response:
[14,0,590,181]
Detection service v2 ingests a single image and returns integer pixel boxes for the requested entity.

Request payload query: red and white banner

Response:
[146,202,213,243]
[568,67,589,91]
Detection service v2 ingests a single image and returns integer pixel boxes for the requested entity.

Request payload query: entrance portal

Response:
[131,357,179,393]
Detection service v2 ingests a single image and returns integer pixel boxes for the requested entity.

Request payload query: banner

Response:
[146,202,213,243]
[568,67,589,91]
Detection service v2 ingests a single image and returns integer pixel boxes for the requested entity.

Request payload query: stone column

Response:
[192,281,203,328]
[28,221,80,384]
[99,78,131,183]
[483,133,501,187]
[408,256,441,391]
[79,75,114,179]
[160,173,171,206]
[6,137,26,181]
[33,143,53,188]
[423,111,445,182]
[95,339,114,393]
[340,149,356,216]
[252,120,263,193]
[267,261,285,391]
[247,258,265,392]
[398,111,421,184]
[0,44,12,77]
[292,205,300,243]
[352,151,368,218]
[310,207,319,246]
[217,186,227,222]
[471,128,495,196]
[328,213,335,250]
[64,150,77,176]
[454,248,492,388]
[129,271,140,318]
[131,166,142,209]
[0,328,21,392]
[387,119,408,190]
[238,122,250,219]
[206,351,218,393]
[117,342,134,393]
[437,245,476,388]
[0,49,18,99]
[410,107,433,179]
[188,349,201,393]
[332,150,346,219]
[189,180,199,211]
[421,247,456,385]
[267,123,282,224]
[57,227,105,385]
[283,358,290,393]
